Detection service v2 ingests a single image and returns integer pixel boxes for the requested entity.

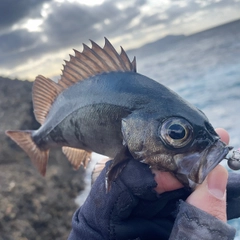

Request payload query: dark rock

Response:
[0,77,85,240]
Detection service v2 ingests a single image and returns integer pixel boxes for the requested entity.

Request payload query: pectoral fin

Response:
[106,147,131,192]
[62,147,91,170]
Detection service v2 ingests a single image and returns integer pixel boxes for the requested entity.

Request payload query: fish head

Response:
[121,111,230,188]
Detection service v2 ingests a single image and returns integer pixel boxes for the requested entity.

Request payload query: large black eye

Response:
[160,117,193,148]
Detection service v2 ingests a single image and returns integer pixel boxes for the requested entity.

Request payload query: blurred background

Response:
[0,0,239,239]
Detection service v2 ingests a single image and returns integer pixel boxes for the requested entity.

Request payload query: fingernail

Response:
[207,167,227,200]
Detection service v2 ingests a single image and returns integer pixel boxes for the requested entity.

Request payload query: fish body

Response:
[6,38,230,188]
[32,72,201,156]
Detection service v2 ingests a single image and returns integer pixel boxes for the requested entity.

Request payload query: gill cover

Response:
[121,113,154,160]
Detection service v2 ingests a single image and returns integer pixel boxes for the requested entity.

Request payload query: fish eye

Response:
[160,117,193,148]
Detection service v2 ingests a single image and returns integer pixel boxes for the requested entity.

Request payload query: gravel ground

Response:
[0,77,85,240]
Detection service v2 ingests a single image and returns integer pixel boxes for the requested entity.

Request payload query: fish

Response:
[6,37,231,190]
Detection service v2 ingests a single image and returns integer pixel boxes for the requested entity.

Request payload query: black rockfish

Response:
[6,38,231,189]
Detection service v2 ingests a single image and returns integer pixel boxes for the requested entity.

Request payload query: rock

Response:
[0,77,85,240]
[0,77,37,164]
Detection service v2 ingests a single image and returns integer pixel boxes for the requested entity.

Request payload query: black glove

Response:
[68,159,190,240]
[227,172,240,220]
[68,159,240,240]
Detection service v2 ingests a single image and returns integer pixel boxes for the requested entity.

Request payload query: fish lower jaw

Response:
[140,154,177,172]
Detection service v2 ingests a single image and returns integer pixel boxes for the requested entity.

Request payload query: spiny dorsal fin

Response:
[91,157,110,185]
[120,46,136,72]
[62,146,91,170]
[58,37,136,89]
[32,75,63,124]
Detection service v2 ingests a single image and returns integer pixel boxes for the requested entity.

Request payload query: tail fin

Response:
[5,130,49,176]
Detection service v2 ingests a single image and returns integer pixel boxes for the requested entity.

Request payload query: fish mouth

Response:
[173,140,230,188]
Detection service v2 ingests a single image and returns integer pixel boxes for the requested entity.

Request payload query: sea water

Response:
[137,22,240,237]
[77,21,240,237]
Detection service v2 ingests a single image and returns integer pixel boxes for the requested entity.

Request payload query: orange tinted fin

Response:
[5,130,49,176]
[58,38,136,89]
[120,46,136,72]
[91,157,110,185]
[62,146,91,170]
[32,75,63,124]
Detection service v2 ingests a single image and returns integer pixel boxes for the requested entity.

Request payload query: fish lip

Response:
[174,140,230,186]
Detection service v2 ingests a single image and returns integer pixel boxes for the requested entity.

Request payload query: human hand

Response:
[69,154,190,240]
[69,128,237,240]
[186,130,229,221]
[166,128,236,240]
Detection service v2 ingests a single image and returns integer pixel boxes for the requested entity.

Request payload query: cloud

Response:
[0,29,45,67]
[0,0,50,30]
[43,0,145,46]
[0,0,239,79]
[0,0,145,69]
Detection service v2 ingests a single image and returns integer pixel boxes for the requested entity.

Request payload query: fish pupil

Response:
[160,117,193,148]
[168,124,185,139]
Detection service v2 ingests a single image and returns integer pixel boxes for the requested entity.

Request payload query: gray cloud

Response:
[0,0,239,72]
[0,30,39,53]
[164,0,239,23]
[0,0,50,30]
[0,0,145,68]
[43,0,145,46]
[132,0,240,32]
[0,29,44,68]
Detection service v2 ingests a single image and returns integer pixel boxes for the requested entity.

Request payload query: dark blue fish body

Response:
[6,39,231,188]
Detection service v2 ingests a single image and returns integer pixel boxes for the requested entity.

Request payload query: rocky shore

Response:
[0,77,86,240]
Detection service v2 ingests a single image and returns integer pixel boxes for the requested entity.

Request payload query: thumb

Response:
[186,165,228,222]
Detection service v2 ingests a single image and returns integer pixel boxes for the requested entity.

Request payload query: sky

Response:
[0,0,239,80]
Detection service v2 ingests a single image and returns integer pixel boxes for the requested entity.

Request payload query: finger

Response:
[186,165,228,222]
[215,128,230,145]
[152,170,183,194]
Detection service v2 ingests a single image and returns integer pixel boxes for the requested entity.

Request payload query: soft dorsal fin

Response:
[58,37,136,89]
[32,75,63,124]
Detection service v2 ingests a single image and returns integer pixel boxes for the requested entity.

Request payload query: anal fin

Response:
[91,157,110,185]
[62,146,91,170]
